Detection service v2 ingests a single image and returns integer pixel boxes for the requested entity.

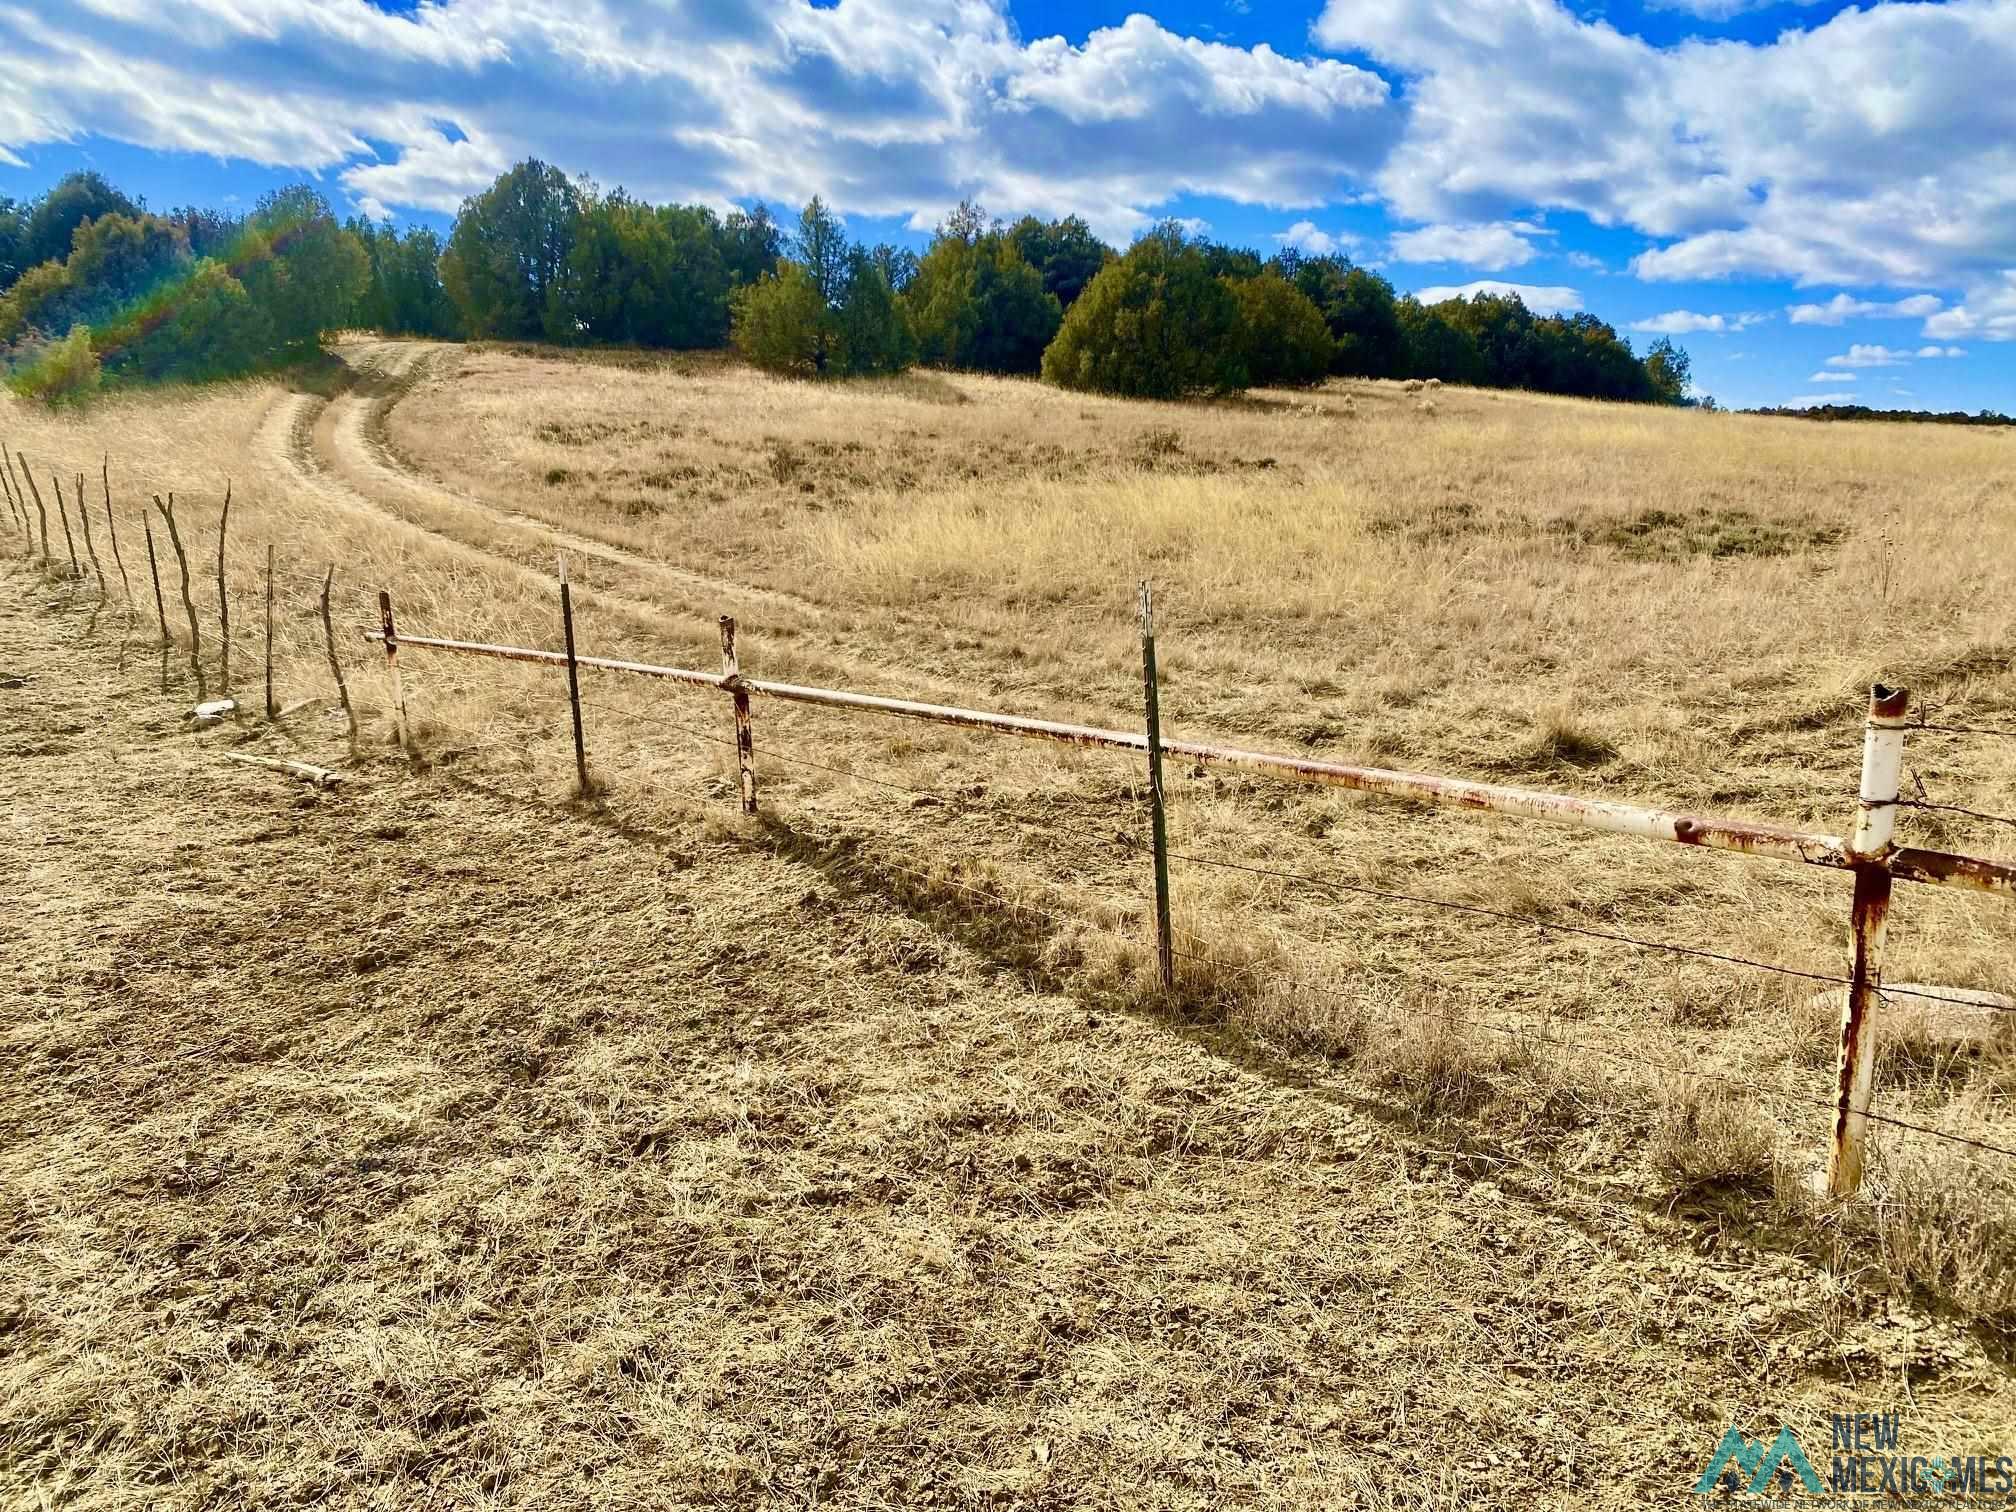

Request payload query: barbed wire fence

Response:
[8,463,2016,1196]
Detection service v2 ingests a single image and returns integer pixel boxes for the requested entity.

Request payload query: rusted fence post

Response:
[558,555,590,796]
[379,589,412,761]
[1827,683,1910,1198]
[263,543,277,721]
[720,615,756,814]
[1140,581,1175,995]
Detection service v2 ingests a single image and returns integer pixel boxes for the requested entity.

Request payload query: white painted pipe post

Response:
[1827,682,1910,1198]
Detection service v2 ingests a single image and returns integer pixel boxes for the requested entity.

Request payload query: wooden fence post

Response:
[1827,682,1910,1198]
[215,482,232,696]
[720,615,756,814]
[0,445,22,537]
[143,516,170,645]
[16,453,49,565]
[52,473,80,580]
[103,458,133,607]
[321,566,358,755]
[155,495,206,700]
[263,543,277,721]
[1140,580,1175,995]
[75,473,105,598]
[558,556,592,797]
[379,589,413,760]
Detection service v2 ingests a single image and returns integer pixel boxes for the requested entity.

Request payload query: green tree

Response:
[1040,223,1245,398]
[236,186,368,357]
[720,203,783,287]
[557,192,729,348]
[794,196,850,305]
[905,204,1059,374]
[831,249,916,376]
[1395,298,1487,385]
[1007,215,1112,309]
[1227,272,1334,388]
[730,261,828,375]
[20,172,139,269]
[0,197,26,290]
[1283,258,1406,378]
[1644,336,1692,404]
[441,160,583,339]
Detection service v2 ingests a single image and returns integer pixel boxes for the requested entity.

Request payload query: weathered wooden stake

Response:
[1828,682,1910,1199]
[155,494,206,700]
[102,457,132,606]
[16,454,50,564]
[215,481,232,695]
[379,589,412,760]
[1140,580,1175,995]
[0,444,21,535]
[263,543,277,721]
[720,615,756,814]
[52,473,80,580]
[558,555,591,796]
[321,566,358,756]
[75,473,105,598]
[143,515,170,645]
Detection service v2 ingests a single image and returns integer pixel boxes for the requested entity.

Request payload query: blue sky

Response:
[3,0,2012,412]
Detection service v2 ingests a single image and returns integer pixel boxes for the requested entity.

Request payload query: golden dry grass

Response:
[3,338,2014,1506]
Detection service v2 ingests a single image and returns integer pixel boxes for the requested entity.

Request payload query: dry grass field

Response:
[3,337,2014,1507]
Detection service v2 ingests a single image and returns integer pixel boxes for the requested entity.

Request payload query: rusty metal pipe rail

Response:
[366,629,2016,897]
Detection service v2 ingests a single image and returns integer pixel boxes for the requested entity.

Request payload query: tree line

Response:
[2,162,1695,407]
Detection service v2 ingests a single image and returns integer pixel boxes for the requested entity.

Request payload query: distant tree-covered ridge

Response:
[1745,402,2013,426]
[5,163,1706,409]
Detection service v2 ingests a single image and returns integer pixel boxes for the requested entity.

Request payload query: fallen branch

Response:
[223,753,346,788]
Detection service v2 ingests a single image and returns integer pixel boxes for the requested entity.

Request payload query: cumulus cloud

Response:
[1924,272,2016,342]
[1787,292,1944,325]
[1645,0,1823,17]
[1413,281,1580,314]
[1627,310,1763,334]
[1805,371,1857,383]
[1312,0,2016,290]
[0,1,1394,241]
[1784,393,1857,407]
[1916,345,1966,358]
[1822,345,1913,368]
[1275,220,1359,256]
[1388,220,1544,270]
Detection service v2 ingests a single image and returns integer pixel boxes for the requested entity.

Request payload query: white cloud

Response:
[1924,272,2016,342]
[1276,219,1358,256]
[1645,0,1823,18]
[1565,250,1607,273]
[1627,310,1763,334]
[1414,281,1581,314]
[1915,345,1966,358]
[0,2,1395,243]
[1313,0,2016,290]
[1805,371,1857,383]
[1388,220,1543,270]
[1822,344,1914,368]
[1784,393,1858,407]
[1787,292,1944,325]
